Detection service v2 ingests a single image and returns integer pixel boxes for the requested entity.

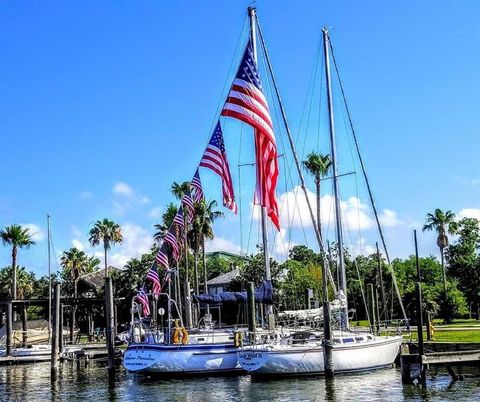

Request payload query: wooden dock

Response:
[401,342,480,385]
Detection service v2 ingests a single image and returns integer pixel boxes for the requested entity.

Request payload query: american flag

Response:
[191,169,204,203]
[146,264,161,295]
[164,228,180,262]
[136,288,150,316]
[182,191,195,221]
[199,121,237,213]
[173,206,185,229]
[221,38,279,229]
[155,246,169,269]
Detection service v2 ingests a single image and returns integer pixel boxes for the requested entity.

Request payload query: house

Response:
[206,268,240,295]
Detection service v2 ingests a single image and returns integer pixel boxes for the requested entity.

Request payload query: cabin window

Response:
[333,338,341,344]
[197,337,205,342]
[342,338,354,343]
[355,337,364,342]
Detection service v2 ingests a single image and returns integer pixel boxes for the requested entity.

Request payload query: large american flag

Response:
[199,121,237,213]
[164,228,180,262]
[221,38,280,230]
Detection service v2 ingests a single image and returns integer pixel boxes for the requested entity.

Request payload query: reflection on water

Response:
[0,363,479,401]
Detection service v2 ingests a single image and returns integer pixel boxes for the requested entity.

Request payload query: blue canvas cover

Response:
[192,280,273,305]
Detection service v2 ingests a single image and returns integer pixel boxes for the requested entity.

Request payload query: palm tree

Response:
[60,248,92,341]
[88,219,123,277]
[0,224,36,301]
[303,152,332,239]
[154,203,178,243]
[171,181,192,201]
[422,208,456,320]
[197,200,224,296]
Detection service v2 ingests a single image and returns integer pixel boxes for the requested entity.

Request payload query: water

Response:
[0,363,479,401]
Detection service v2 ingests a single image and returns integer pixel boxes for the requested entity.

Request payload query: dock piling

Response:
[51,282,60,376]
[6,302,12,356]
[105,277,115,371]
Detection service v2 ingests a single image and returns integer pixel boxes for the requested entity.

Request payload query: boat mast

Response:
[248,7,273,330]
[322,28,348,329]
[47,213,52,343]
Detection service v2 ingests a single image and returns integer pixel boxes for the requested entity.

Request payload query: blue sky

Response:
[1,1,479,277]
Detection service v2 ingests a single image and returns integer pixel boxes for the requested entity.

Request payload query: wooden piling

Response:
[105,277,115,371]
[22,304,28,347]
[51,283,60,375]
[59,303,64,350]
[367,283,376,335]
[323,301,334,378]
[6,302,12,356]
[246,282,256,342]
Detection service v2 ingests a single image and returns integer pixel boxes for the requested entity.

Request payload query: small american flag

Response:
[146,264,161,295]
[136,288,150,316]
[182,191,195,221]
[164,229,180,262]
[155,247,169,269]
[221,38,279,229]
[199,121,237,213]
[173,206,185,229]
[191,169,204,203]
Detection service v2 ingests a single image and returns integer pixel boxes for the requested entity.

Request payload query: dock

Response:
[400,341,480,384]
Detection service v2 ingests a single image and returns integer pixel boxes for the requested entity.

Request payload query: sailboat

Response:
[237,27,403,376]
[123,6,285,376]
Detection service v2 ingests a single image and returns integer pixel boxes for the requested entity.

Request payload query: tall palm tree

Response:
[422,208,456,318]
[303,152,332,239]
[171,181,192,201]
[0,224,36,301]
[88,219,123,278]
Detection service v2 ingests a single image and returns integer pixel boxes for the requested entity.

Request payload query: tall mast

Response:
[248,7,273,330]
[322,28,348,329]
[47,213,52,342]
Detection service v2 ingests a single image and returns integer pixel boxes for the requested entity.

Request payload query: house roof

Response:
[207,268,240,286]
[78,266,121,292]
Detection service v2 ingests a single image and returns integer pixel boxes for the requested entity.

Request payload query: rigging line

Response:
[328,39,408,322]
[317,52,325,154]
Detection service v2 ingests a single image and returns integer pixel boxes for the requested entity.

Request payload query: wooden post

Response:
[6,302,12,356]
[59,303,64,350]
[22,303,28,347]
[105,277,115,371]
[114,304,118,339]
[246,282,256,343]
[367,283,376,335]
[51,283,60,375]
[323,301,334,378]
[375,286,381,334]
[69,305,74,343]
[426,312,432,341]
[416,281,426,386]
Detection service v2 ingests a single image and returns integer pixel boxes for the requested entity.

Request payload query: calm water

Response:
[0,363,479,401]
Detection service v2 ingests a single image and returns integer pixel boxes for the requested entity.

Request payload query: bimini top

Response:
[193,280,273,305]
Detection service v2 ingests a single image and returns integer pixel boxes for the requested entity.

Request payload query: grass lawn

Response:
[432,318,480,327]
[404,329,480,343]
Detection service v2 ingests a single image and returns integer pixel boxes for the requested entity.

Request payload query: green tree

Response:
[422,208,456,321]
[88,219,123,277]
[446,217,480,319]
[0,224,36,300]
[154,203,178,242]
[303,152,332,239]
[0,266,35,299]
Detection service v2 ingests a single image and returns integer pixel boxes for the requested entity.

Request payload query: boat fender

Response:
[234,331,243,347]
[172,327,182,344]
[181,328,189,344]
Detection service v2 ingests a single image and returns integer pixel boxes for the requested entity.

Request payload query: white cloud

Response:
[108,223,153,268]
[379,209,402,227]
[78,190,93,200]
[271,227,296,258]
[457,208,480,221]
[113,182,134,197]
[205,236,242,255]
[140,196,151,204]
[72,239,85,251]
[23,223,44,242]
[256,186,387,231]
[351,237,376,257]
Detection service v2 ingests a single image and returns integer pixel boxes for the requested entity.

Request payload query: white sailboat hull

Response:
[123,343,243,375]
[239,335,402,376]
